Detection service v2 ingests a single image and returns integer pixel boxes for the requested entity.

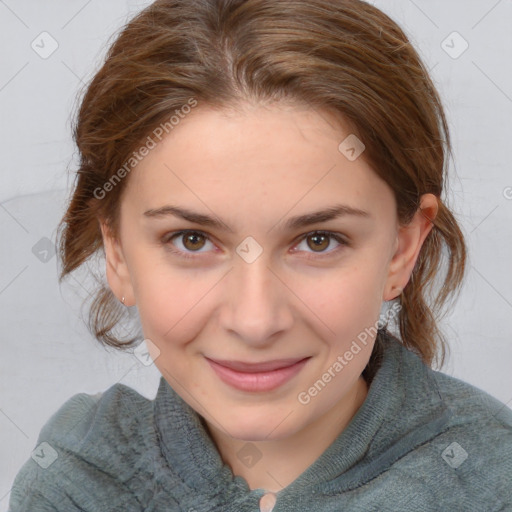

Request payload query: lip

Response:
[206,356,310,392]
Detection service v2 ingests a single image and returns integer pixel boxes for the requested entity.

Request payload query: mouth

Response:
[205,356,311,392]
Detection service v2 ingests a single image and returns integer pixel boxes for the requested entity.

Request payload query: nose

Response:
[219,253,294,348]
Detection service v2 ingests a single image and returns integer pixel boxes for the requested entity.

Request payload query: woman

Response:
[8,0,512,510]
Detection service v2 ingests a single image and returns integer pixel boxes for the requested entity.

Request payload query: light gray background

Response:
[1,0,511,509]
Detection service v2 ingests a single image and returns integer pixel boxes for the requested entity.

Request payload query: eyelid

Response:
[162,229,348,260]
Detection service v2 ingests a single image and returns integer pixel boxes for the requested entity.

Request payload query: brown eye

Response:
[306,233,330,252]
[293,230,348,259]
[181,232,206,251]
[162,230,214,259]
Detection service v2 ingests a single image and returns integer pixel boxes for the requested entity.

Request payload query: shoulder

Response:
[431,367,512,432]
[38,382,156,471]
[379,338,512,509]
[8,383,156,512]
[420,367,512,507]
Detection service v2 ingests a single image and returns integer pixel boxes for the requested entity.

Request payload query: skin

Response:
[99,102,438,493]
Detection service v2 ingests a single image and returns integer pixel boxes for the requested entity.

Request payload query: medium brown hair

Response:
[57,0,467,371]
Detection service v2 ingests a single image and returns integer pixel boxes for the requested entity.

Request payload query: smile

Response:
[205,356,311,392]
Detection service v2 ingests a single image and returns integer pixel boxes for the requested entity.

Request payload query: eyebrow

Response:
[143,203,371,232]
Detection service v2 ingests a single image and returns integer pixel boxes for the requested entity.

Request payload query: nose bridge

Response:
[221,248,293,344]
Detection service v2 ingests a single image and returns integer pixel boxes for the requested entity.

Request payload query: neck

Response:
[205,375,368,493]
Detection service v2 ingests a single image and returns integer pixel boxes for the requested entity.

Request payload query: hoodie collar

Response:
[282,331,453,496]
[153,331,453,500]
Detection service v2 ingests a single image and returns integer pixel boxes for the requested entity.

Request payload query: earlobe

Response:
[98,219,135,306]
[383,194,438,301]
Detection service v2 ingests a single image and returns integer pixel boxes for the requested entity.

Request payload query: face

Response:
[101,102,434,442]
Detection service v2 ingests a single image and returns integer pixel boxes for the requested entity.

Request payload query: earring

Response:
[121,296,126,305]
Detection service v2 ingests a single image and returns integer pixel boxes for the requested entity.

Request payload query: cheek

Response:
[129,256,210,346]
[296,261,384,338]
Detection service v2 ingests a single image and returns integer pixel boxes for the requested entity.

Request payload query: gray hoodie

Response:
[7,332,512,511]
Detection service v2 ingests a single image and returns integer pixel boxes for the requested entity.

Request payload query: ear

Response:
[98,218,135,306]
[382,193,438,301]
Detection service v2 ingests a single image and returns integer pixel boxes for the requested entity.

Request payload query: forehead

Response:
[141,103,349,168]
[122,104,395,226]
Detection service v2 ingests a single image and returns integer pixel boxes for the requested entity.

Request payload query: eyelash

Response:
[161,229,349,261]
